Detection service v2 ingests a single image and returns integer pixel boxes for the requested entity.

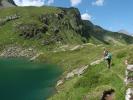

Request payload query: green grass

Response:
[37,44,104,71]
[128,71,133,77]
[0,7,86,52]
[48,45,133,100]
[0,7,62,49]
[0,6,133,51]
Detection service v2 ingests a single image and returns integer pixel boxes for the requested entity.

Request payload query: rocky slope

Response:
[0,6,133,51]
[0,0,16,7]
[83,20,133,44]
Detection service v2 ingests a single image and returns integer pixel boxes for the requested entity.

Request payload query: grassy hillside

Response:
[0,7,86,50]
[83,20,133,45]
[47,45,133,100]
[0,6,133,51]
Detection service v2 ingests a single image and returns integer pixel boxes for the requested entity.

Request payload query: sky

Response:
[14,0,133,34]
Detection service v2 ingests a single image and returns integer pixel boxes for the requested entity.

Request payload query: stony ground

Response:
[126,65,133,100]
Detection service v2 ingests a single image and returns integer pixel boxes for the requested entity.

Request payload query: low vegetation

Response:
[48,45,133,100]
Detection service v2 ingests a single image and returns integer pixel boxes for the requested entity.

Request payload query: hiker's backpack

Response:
[104,53,112,60]
[107,53,112,59]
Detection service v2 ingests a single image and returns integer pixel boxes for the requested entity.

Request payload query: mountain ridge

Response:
[0,6,133,48]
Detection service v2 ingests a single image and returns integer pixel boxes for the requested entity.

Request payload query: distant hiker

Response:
[101,89,115,100]
[103,48,108,58]
[104,50,112,69]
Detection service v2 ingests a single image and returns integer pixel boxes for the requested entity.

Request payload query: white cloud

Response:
[14,0,44,6]
[92,0,105,6]
[70,0,82,6]
[14,0,54,6]
[81,13,92,20]
[47,0,54,5]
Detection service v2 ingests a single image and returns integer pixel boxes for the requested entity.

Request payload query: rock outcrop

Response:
[126,88,133,100]
[56,65,88,87]
[125,65,133,100]
[0,0,16,8]
[0,45,37,58]
[17,23,47,39]
[7,0,16,6]
[56,59,103,87]
[0,14,20,26]
[66,65,89,79]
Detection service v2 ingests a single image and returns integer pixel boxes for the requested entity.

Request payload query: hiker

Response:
[101,89,115,100]
[103,48,108,58]
[104,50,112,69]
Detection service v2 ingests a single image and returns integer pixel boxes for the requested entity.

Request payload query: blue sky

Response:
[14,0,133,34]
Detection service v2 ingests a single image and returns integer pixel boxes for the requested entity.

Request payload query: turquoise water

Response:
[0,58,62,100]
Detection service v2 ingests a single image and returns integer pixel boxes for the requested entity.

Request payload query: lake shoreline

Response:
[0,57,63,100]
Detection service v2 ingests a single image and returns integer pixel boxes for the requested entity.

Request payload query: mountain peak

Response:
[118,29,130,34]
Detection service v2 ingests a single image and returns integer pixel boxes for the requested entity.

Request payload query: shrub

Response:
[116,51,127,59]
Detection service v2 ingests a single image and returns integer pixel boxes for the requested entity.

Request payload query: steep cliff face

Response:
[7,0,16,6]
[0,0,16,7]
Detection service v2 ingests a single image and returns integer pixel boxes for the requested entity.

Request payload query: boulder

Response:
[65,65,88,80]
[126,88,133,100]
[127,65,133,71]
[56,79,64,87]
